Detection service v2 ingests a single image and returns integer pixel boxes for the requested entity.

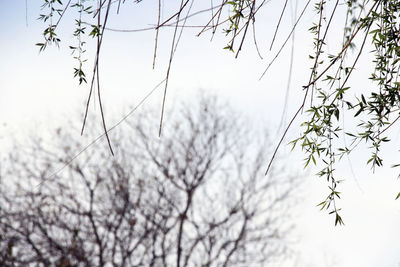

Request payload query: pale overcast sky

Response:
[1,1,400,266]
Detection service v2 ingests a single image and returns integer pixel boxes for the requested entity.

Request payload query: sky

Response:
[1,1,400,266]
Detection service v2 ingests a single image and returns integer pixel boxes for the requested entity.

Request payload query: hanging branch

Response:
[259,0,311,80]
[152,0,162,69]
[158,0,189,137]
[269,0,289,51]
[81,0,114,156]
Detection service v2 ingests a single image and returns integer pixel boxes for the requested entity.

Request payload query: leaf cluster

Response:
[289,0,400,223]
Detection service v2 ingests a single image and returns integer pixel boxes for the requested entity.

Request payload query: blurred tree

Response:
[0,95,297,266]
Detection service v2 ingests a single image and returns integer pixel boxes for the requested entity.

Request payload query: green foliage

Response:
[37,0,93,84]
[289,0,400,222]
[70,1,92,84]
[223,0,254,52]
[36,0,63,51]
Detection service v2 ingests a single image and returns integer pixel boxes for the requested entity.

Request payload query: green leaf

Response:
[335,213,344,226]
[361,94,366,104]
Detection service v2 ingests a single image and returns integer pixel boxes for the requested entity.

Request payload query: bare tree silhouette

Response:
[0,95,297,266]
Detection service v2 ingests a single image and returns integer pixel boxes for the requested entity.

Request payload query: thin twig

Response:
[235,1,256,58]
[326,22,371,103]
[96,0,114,156]
[153,0,162,69]
[269,0,289,51]
[81,0,103,135]
[375,114,400,138]
[276,0,298,133]
[210,0,224,39]
[251,17,263,59]
[117,0,122,14]
[54,0,72,30]
[36,79,166,189]
[156,0,190,29]
[96,55,114,155]
[210,0,215,37]
[308,0,325,108]
[81,0,113,138]
[259,0,311,80]
[92,0,107,18]
[159,0,188,137]
[197,0,227,36]
[265,106,302,176]
[174,0,195,54]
